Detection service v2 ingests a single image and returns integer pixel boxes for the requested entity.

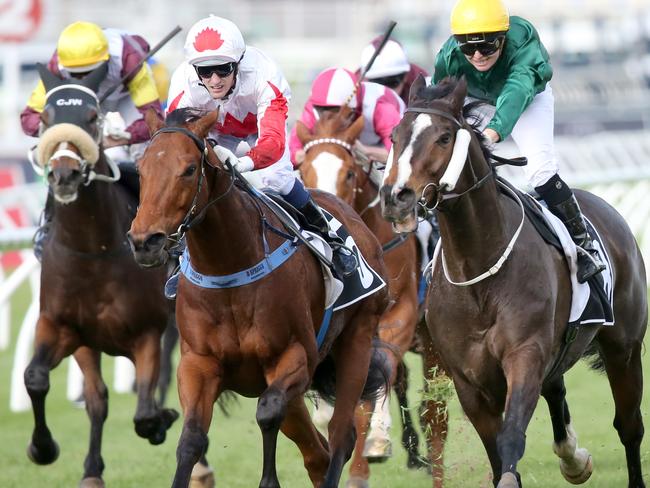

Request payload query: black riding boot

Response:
[33,191,54,261]
[300,197,358,278]
[536,175,605,283]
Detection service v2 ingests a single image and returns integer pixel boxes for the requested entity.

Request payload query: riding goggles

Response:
[195,62,237,79]
[455,33,505,57]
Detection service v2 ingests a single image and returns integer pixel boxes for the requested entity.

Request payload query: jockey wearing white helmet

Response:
[165,16,357,283]
[289,67,404,167]
[357,37,429,105]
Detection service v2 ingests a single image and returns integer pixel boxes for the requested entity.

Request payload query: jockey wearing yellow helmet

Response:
[20,21,163,151]
[433,0,604,283]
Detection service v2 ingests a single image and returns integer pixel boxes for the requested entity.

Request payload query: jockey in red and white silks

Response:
[167,18,294,195]
[289,67,405,167]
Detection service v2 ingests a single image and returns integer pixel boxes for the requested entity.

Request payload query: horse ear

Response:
[449,76,467,117]
[193,109,220,138]
[344,114,365,143]
[408,74,426,106]
[37,63,62,92]
[295,121,313,145]
[79,62,109,93]
[144,107,164,135]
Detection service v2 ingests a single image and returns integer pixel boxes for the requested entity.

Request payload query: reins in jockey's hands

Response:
[214,145,255,173]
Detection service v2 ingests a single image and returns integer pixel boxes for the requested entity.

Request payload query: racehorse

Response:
[296,107,449,488]
[127,107,391,488]
[23,67,179,487]
[380,75,647,488]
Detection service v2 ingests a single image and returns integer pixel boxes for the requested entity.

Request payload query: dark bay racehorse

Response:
[127,108,390,488]
[23,67,178,488]
[296,108,448,488]
[380,76,647,488]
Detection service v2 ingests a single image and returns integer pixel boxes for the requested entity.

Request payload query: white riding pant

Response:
[468,83,559,189]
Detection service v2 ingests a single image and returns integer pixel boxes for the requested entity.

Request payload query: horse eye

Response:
[181,165,197,177]
[346,169,355,180]
[438,133,452,145]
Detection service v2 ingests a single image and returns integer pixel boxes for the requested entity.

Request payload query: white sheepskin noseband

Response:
[37,123,99,167]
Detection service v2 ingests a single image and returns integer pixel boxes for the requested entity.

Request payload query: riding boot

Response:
[536,175,605,283]
[33,191,54,261]
[300,197,358,278]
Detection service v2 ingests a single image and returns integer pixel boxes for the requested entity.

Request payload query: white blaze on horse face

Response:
[392,114,432,195]
[312,152,344,195]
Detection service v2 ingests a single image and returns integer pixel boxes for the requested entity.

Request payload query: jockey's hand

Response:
[353,141,389,164]
[214,145,254,173]
[103,136,130,148]
[482,128,500,144]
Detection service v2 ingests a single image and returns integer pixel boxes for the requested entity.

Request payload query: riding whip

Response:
[99,25,182,104]
[342,20,397,108]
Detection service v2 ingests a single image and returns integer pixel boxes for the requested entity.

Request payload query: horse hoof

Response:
[496,472,519,488]
[560,449,593,484]
[406,454,430,471]
[345,476,370,488]
[79,477,105,488]
[27,440,60,465]
[363,437,392,462]
[190,462,215,488]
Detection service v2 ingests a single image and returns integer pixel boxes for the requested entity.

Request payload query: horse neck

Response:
[353,178,396,245]
[185,171,267,276]
[52,156,128,253]
[437,139,513,278]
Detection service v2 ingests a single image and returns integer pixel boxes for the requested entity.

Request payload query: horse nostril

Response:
[396,188,416,206]
[127,232,166,253]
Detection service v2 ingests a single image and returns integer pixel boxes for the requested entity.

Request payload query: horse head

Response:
[297,106,364,205]
[127,108,221,267]
[35,63,107,203]
[380,75,485,233]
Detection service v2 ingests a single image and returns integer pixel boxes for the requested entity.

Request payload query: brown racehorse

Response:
[380,75,648,488]
[127,108,391,488]
[296,108,449,488]
[23,68,178,487]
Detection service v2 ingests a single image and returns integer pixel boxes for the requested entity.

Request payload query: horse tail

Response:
[581,340,606,373]
[311,337,392,404]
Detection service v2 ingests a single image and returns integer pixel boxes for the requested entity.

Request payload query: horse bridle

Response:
[150,126,236,247]
[404,106,492,214]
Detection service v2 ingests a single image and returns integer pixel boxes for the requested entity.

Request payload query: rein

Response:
[151,127,236,245]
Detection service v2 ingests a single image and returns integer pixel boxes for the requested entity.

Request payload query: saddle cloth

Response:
[519,190,614,326]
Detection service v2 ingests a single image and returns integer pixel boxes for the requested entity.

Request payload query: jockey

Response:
[20,21,163,260]
[434,0,605,283]
[165,15,357,290]
[289,67,405,167]
[358,37,429,105]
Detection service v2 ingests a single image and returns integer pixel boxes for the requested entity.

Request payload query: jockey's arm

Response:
[246,80,290,170]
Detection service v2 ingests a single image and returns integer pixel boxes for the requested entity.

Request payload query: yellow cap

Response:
[57,22,110,71]
[450,0,510,35]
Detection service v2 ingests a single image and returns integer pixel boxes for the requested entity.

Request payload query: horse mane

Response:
[313,107,358,137]
[165,107,211,127]
[410,77,493,165]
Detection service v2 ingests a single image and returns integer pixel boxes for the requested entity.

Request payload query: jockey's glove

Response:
[214,145,254,173]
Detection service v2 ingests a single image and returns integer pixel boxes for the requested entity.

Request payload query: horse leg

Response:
[495,351,546,488]
[280,396,330,487]
[542,376,593,484]
[257,343,316,488]
[324,312,378,488]
[393,361,427,470]
[24,316,78,465]
[172,351,222,488]
[157,316,179,407]
[599,336,646,488]
[347,399,373,488]
[133,333,179,445]
[363,390,391,461]
[418,325,449,486]
[74,347,108,488]
[453,378,504,488]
